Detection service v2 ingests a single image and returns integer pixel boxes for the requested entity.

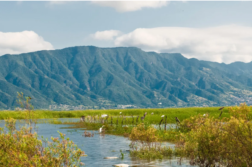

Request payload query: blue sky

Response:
[1,1,252,63]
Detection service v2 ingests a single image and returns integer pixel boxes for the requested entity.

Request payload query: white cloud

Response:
[100,25,252,64]
[91,30,122,41]
[47,1,67,5]
[92,1,168,12]
[0,31,54,56]
[45,1,68,7]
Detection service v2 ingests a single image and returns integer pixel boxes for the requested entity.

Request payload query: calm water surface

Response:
[0,118,196,167]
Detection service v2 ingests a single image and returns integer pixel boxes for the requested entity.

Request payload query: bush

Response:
[129,123,173,159]
[178,114,210,133]
[0,118,85,167]
[129,123,158,149]
[177,103,252,167]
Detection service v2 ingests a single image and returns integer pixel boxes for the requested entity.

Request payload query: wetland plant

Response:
[0,93,86,166]
[129,123,173,159]
[1,118,85,166]
[120,150,124,159]
[16,92,36,133]
[83,130,94,137]
[176,103,252,167]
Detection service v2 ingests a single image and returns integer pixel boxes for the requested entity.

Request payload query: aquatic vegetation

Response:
[176,103,252,166]
[130,146,173,160]
[120,150,124,159]
[0,119,85,167]
[129,123,158,145]
[156,129,180,142]
[129,123,173,159]
[44,118,64,124]
[0,92,85,166]
[82,130,94,137]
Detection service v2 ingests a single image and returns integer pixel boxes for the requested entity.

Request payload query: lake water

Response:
[0,118,196,167]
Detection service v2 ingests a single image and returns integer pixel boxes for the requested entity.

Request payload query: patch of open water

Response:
[0,118,196,167]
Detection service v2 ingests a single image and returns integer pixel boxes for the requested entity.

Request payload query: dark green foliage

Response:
[1,46,252,109]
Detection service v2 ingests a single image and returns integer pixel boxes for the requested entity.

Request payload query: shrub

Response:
[129,123,158,149]
[177,103,252,167]
[0,119,85,167]
[129,123,173,159]
[178,114,210,133]
[157,129,180,142]
[2,91,85,167]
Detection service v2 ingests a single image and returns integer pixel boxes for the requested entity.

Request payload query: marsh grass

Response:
[130,146,173,160]
[46,107,226,143]
[0,106,239,124]
[47,106,234,143]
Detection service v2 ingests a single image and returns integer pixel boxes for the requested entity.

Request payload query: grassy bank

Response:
[0,106,235,123]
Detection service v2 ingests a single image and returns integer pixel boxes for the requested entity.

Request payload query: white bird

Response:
[203,114,206,117]
[161,115,165,118]
[113,164,129,167]
[101,114,107,118]
[119,112,122,114]
[151,112,154,115]
[99,125,105,133]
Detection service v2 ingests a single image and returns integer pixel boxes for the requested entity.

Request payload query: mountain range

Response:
[0,46,252,109]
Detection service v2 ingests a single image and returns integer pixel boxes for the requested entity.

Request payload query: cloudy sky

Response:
[1,1,252,63]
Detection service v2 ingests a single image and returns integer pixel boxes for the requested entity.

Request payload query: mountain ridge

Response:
[0,46,252,109]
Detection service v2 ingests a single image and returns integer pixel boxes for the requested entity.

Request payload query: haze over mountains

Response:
[0,46,252,109]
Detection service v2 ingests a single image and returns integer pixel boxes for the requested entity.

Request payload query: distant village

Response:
[47,104,138,111]
[46,95,252,111]
[12,96,252,111]
[232,96,252,105]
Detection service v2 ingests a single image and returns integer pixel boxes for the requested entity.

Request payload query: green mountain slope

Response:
[0,46,252,109]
